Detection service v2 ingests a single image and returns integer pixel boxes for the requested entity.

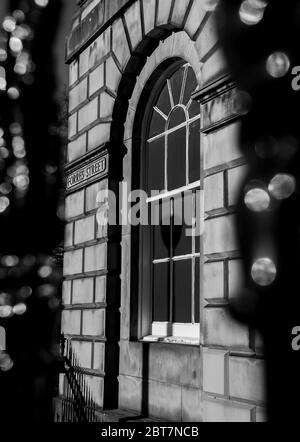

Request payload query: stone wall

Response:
[59,0,267,422]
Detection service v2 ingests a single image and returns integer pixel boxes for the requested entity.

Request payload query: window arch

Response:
[138,60,201,343]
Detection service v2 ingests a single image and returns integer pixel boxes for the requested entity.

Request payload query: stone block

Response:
[79,29,111,77]
[84,243,107,272]
[74,215,95,245]
[204,215,238,255]
[78,97,98,131]
[119,374,142,412]
[148,380,182,422]
[203,348,227,395]
[100,92,115,119]
[69,78,87,112]
[64,222,73,248]
[72,277,94,304]
[86,179,108,212]
[228,165,248,207]
[204,122,242,170]
[95,275,106,303]
[65,190,85,220]
[63,249,83,276]
[204,307,249,348]
[112,18,131,67]
[69,59,78,86]
[62,280,72,305]
[106,56,122,94]
[93,342,105,371]
[229,357,266,403]
[156,0,172,27]
[184,0,206,39]
[228,259,244,300]
[203,261,224,300]
[68,113,77,139]
[61,309,81,335]
[119,340,143,378]
[204,173,224,212]
[88,122,111,151]
[204,398,252,422]
[142,0,156,35]
[124,2,142,51]
[89,63,105,96]
[71,340,92,368]
[82,309,105,336]
[67,133,87,163]
[201,47,227,85]
[195,13,218,60]
[182,387,203,422]
[171,0,191,27]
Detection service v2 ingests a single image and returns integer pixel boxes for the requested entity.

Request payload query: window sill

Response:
[140,335,200,346]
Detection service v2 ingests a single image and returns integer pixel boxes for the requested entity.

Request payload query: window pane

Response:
[173,193,193,257]
[149,109,166,139]
[152,200,171,260]
[188,119,200,183]
[153,262,170,322]
[173,259,192,323]
[170,67,185,105]
[156,84,172,116]
[183,66,198,105]
[168,107,186,129]
[167,127,186,190]
[147,138,165,191]
[194,257,200,323]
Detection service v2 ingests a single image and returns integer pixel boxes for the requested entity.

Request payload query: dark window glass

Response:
[167,127,186,190]
[183,67,198,105]
[156,84,171,116]
[149,109,166,138]
[194,257,200,323]
[170,67,185,105]
[153,262,170,322]
[189,119,200,183]
[173,194,193,257]
[153,200,171,260]
[173,259,192,323]
[147,138,165,191]
[168,106,186,129]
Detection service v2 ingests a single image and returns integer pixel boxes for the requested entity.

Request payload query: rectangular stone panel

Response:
[84,243,107,273]
[203,122,242,170]
[229,357,266,404]
[82,309,105,336]
[204,214,238,255]
[65,190,84,220]
[78,97,98,132]
[74,215,95,245]
[72,277,94,304]
[204,172,224,212]
[203,261,224,300]
[63,249,83,276]
[204,307,249,348]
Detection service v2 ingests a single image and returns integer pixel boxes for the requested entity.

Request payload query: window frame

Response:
[132,59,203,345]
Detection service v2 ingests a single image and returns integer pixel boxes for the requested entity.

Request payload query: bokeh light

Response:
[268,173,296,200]
[244,188,271,212]
[239,0,267,26]
[266,52,290,78]
[251,257,277,286]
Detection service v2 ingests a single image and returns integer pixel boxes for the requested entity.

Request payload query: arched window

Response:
[139,61,201,342]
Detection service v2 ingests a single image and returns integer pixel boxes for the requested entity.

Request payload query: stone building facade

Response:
[57,0,267,422]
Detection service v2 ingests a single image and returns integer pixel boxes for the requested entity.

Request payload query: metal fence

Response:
[55,335,99,422]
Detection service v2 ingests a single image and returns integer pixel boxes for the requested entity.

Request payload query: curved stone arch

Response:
[108,0,219,149]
